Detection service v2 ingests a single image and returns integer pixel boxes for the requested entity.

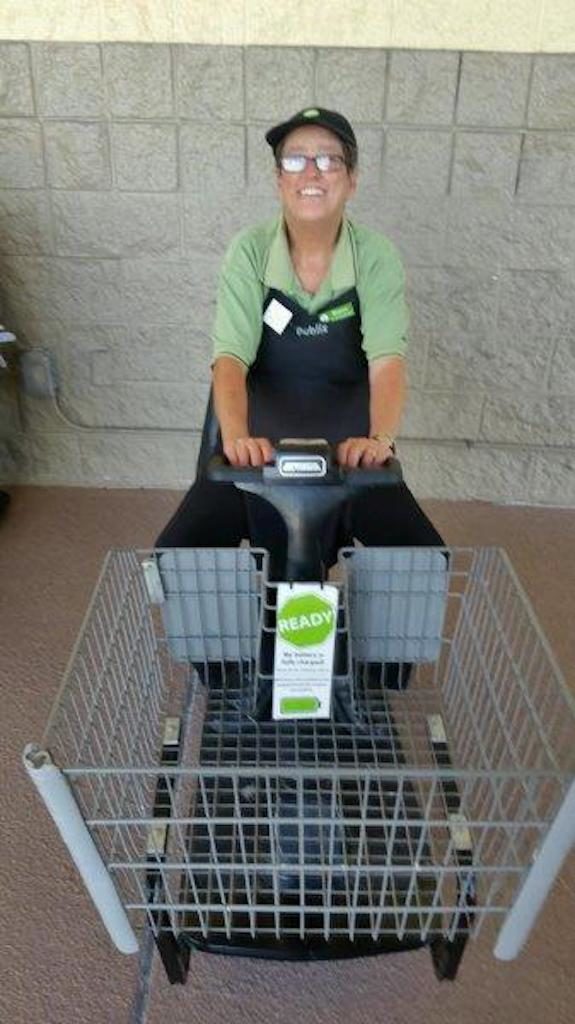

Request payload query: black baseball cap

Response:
[265,107,357,154]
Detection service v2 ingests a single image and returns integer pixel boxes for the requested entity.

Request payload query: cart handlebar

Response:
[205,440,403,580]
[206,445,403,489]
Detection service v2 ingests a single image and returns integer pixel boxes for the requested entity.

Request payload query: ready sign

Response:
[273,583,338,720]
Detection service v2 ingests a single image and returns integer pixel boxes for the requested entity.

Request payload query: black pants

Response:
[155,477,445,576]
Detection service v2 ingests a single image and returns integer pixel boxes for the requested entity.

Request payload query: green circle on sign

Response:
[277,592,335,648]
[303,108,320,118]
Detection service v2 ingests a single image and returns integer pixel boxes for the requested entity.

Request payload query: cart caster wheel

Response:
[153,912,191,984]
[430,935,467,981]
[0,490,10,520]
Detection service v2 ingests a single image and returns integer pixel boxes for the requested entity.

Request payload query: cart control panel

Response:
[266,439,331,481]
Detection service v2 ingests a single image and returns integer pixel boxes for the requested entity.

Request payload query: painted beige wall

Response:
[0,0,573,51]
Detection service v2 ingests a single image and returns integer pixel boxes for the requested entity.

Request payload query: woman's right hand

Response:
[223,437,274,467]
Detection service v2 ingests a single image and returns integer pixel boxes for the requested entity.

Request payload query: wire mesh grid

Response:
[40,546,575,947]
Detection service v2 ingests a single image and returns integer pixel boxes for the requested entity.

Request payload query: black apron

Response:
[194,285,371,577]
[196,286,370,473]
[247,287,369,445]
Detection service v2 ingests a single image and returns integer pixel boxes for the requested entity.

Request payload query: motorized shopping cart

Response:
[24,443,575,985]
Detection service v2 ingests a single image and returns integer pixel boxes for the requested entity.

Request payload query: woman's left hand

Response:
[337,436,394,468]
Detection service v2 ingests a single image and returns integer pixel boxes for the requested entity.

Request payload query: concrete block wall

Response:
[0,42,574,502]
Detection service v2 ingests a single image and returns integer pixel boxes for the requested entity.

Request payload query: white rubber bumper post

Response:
[23,744,139,955]
[494,778,575,960]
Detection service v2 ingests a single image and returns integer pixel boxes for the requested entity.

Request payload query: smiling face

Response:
[275,125,358,228]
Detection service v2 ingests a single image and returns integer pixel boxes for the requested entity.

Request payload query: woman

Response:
[156,107,443,569]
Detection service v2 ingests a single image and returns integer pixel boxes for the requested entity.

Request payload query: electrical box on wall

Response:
[19,349,59,399]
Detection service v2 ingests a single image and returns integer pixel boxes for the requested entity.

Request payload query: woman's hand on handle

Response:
[223,437,274,467]
[337,436,395,469]
[212,357,274,467]
[339,350,404,467]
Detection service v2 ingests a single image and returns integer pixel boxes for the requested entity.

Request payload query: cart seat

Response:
[196,388,220,478]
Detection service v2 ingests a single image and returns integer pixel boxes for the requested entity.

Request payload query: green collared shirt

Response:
[212,216,408,366]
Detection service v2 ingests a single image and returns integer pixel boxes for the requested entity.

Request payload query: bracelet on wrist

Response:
[371,432,396,452]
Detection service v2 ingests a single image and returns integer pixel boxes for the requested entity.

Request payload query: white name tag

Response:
[263,298,293,335]
[273,583,338,720]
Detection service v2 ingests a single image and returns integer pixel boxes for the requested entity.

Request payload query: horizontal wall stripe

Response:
[0,0,574,52]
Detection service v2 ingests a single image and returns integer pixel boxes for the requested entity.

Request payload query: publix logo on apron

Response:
[296,323,328,338]
[295,302,355,338]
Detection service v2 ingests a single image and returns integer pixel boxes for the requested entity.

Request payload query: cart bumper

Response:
[182,932,427,961]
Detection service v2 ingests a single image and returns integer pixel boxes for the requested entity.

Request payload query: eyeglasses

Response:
[278,153,347,174]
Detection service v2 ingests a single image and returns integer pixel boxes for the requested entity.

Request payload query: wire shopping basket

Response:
[23,546,575,983]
